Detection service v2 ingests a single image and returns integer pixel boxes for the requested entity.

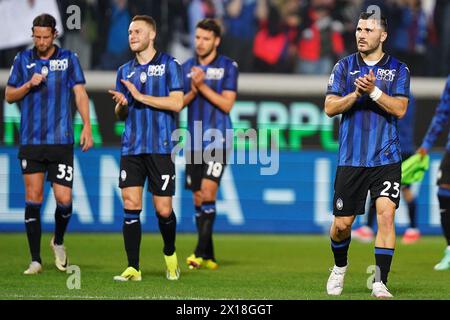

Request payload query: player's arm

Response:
[73,84,93,151]
[183,83,198,107]
[355,69,408,118]
[5,73,45,103]
[197,86,236,114]
[417,77,450,155]
[372,94,408,118]
[120,79,184,112]
[324,92,360,117]
[137,90,184,112]
[192,66,236,113]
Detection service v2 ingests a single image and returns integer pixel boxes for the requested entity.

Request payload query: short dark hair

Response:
[132,15,157,31]
[32,14,57,33]
[359,11,388,31]
[196,19,222,38]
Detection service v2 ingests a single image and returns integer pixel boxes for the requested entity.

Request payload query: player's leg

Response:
[372,196,396,298]
[23,171,45,274]
[46,145,74,271]
[148,154,179,280]
[114,156,146,281]
[327,216,355,295]
[198,178,219,269]
[435,184,450,270]
[186,190,204,268]
[434,152,450,270]
[370,163,401,298]
[50,184,72,271]
[353,196,376,242]
[185,160,204,268]
[327,166,368,295]
[401,185,420,244]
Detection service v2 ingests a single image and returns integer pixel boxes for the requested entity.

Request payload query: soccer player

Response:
[182,19,238,270]
[417,75,450,270]
[353,94,420,244]
[324,11,410,298]
[5,14,93,275]
[109,15,184,281]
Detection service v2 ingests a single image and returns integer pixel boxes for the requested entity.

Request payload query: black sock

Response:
[330,236,351,267]
[194,205,202,255]
[195,202,216,259]
[25,202,42,263]
[203,202,216,260]
[54,203,72,245]
[123,209,141,270]
[438,190,450,246]
[407,199,417,229]
[157,211,177,256]
[367,205,376,228]
[375,247,394,284]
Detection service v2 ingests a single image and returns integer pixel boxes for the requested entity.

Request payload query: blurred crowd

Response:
[0,0,449,76]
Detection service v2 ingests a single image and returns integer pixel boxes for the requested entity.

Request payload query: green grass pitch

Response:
[0,233,449,300]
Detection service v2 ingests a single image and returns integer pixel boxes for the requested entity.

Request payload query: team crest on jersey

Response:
[336,198,343,210]
[140,71,147,83]
[121,170,127,181]
[41,66,49,76]
[147,64,165,77]
[21,159,27,170]
[50,59,68,71]
[376,68,396,82]
[205,68,224,80]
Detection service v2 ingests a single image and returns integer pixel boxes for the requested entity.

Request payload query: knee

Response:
[155,203,173,218]
[26,188,43,203]
[55,194,72,207]
[334,220,352,234]
[194,191,203,207]
[122,194,141,210]
[201,187,215,202]
[377,211,395,228]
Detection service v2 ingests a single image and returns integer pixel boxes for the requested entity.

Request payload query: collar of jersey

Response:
[195,53,220,66]
[132,51,160,68]
[31,45,60,61]
[356,52,390,67]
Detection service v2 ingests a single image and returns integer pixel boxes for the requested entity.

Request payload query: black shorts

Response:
[437,151,450,185]
[119,154,175,196]
[185,150,227,191]
[18,144,74,188]
[333,162,401,216]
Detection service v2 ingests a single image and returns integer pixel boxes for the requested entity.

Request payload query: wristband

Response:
[369,86,382,101]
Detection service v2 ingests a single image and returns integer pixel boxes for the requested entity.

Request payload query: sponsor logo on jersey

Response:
[205,68,224,80]
[50,59,68,72]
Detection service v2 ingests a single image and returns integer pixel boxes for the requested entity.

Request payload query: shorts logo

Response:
[186,175,191,186]
[121,170,127,181]
[21,159,27,170]
[41,66,49,77]
[140,72,147,83]
[336,198,344,211]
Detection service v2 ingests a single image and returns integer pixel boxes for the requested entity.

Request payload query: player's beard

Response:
[358,39,382,56]
[36,43,54,56]
[196,45,216,60]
